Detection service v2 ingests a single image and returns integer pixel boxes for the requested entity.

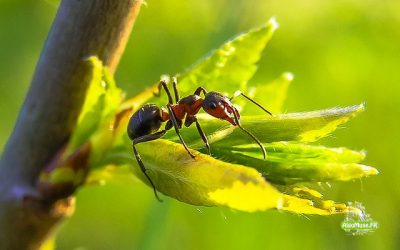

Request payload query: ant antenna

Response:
[237,124,267,159]
[231,110,267,159]
[230,91,273,116]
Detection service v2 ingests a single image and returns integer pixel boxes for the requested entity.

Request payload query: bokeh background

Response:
[1,0,399,249]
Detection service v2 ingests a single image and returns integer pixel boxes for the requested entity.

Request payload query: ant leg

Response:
[132,130,167,202]
[194,86,208,96]
[155,80,174,104]
[171,77,180,102]
[195,119,211,155]
[166,104,196,158]
[133,130,167,144]
[230,90,272,116]
[184,116,211,155]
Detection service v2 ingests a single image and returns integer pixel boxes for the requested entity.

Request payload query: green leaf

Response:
[209,142,378,184]
[119,18,280,112]
[67,56,122,160]
[215,104,365,145]
[279,186,351,215]
[67,56,104,152]
[133,139,281,209]
[175,17,278,97]
[164,104,366,147]
[112,138,351,214]
[244,72,293,114]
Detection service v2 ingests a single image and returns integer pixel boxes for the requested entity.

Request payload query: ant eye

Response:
[209,102,217,109]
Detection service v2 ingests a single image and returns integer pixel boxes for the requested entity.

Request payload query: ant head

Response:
[202,92,240,126]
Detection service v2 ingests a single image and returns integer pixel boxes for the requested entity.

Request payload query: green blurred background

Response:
[1,0,399,249]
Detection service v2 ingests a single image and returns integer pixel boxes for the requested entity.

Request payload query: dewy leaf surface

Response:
[174,18,278,98]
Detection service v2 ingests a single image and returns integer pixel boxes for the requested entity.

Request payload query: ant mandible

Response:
[127,78,272,201]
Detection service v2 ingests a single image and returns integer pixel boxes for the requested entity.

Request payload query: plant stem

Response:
[0,1,142,249]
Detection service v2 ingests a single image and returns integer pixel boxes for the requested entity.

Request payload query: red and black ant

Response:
[127,78,272,201]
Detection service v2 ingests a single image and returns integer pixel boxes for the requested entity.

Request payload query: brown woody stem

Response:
[0,1,142,249]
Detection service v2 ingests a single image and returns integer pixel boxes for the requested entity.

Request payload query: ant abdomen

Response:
[127,104,164,140]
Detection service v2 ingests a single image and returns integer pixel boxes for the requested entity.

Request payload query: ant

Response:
[127,78,272,201]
